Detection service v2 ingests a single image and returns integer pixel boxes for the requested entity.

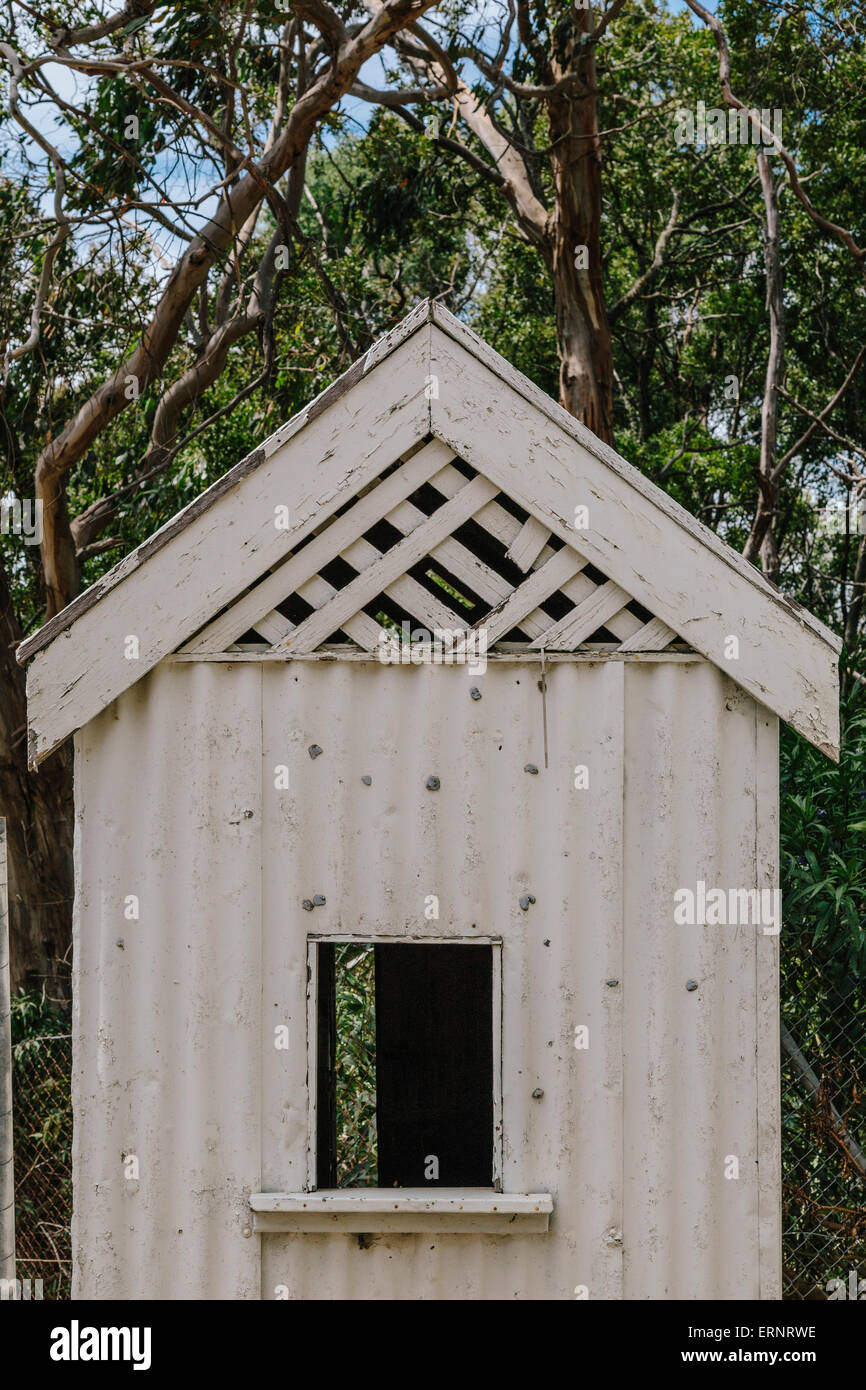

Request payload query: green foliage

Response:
[10,991,73,1299]
[781,686,866,976]
[334,944,378,1187]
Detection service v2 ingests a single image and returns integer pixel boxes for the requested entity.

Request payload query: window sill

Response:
[249,1189,552,1233]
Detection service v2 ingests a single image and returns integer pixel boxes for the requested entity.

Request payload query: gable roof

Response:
[20,299,840,764]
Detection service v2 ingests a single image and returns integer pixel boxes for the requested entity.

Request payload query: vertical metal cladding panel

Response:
[622,662,771,1299]
[260,658,626,1300]
[72,662,263,1299]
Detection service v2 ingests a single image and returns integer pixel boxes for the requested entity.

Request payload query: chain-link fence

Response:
[7,968,864,1301]
[781,947,865,1299]
[12,1028,72,1300]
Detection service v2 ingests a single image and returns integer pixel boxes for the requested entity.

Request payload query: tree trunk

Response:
[842,532,866,696]
[546,27,614,442]
[0,560,73,1004]
[743,150,785,583]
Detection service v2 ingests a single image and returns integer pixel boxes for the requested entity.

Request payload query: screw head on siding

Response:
[606,978,619,988]
[308,744,323,759]
[302,899,314,912]
[312,894,326,907]
[242,808,254,819]
[524,763,539,775]
[361,775,372,786]
[242,1226,252,1239]
[470,686,482,701]
[426,775,440,790]
[519,894,536,911]
[686,979,699,992]
[531,1088,544,1099]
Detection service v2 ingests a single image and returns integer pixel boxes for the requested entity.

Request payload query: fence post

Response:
[0,818,14,1283]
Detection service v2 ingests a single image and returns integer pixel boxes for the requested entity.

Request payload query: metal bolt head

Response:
[524,763,539,775]
[532,1088,544,1100]
[470,686,482,701]
[312,894,326,907]
[606,978,619,988]
[361,775,372,786]
[686,979,699,992]
[308,744,323,759]
[519,894,536,911]
[242,808,254,819]
[426,775,440,791]
[302,899,314,912]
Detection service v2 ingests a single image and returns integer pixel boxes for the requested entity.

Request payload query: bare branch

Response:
[47,0,158,51]
[27,0,442,616]
[293,0,347,49]
[683,0,866,271]
[609,190,680,323]
[774,346,866,477]
[350,79,450,105]
[0,40,70,374]
[778,385,866,465]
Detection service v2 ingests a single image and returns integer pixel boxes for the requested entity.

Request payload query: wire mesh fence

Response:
[12,1028,72,1300]
[781,947,865,1299]
[7,961,864,1301]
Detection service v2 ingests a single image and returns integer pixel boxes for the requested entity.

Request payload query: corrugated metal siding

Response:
[72,656,779,1300]
[73,663,263,1299]
[622,664,767,1299]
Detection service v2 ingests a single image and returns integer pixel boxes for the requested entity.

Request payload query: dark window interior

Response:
[316,942,494,1189]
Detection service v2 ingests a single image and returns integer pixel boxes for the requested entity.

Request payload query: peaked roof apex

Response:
[19,300,840,763]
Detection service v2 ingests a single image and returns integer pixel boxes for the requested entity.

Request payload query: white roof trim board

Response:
[20,300,840,764]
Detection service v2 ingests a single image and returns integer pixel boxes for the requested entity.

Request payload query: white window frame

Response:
[304,934,504,1194]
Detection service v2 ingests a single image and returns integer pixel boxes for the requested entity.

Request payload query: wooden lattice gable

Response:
[178,437,678,659]
[19,300,840,764]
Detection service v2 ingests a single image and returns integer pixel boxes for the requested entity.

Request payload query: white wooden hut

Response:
[20,301,839,1301]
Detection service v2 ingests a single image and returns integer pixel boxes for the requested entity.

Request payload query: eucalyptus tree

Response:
[0,0,438,994]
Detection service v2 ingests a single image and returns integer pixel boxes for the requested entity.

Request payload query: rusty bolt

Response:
[309,744,323,759]
[426,775,440,791]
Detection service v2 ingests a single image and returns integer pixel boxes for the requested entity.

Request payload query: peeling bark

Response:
[0,561,72,1001]
[545,19,613,439]
[744,150,785,584]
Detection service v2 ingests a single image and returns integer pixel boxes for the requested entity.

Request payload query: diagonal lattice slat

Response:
[505,515,551,572]
[477,547,588,645]
[530,579,632,651]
